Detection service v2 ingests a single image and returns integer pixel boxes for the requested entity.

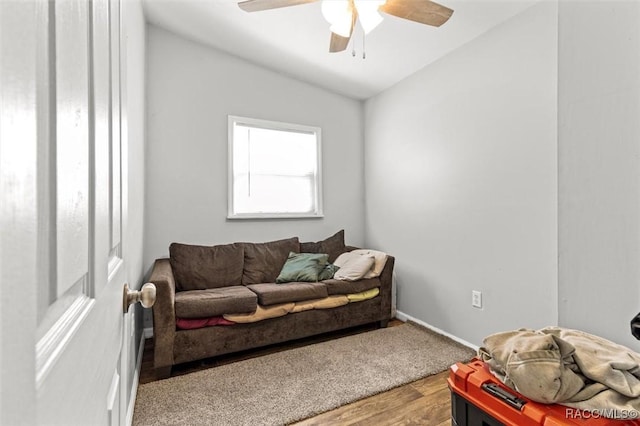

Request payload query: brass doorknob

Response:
[123,283,156,313]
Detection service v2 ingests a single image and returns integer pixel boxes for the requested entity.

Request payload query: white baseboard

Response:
[126,334,146,426]
[395,310,479,352]
[143,327,153,339]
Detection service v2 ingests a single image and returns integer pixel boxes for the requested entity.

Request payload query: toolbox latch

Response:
[481,383,527,411]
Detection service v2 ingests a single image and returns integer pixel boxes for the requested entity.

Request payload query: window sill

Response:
[227,213,324,220]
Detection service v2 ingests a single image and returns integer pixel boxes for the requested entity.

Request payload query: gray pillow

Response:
[276,252,329,283]
[318,263,340,281]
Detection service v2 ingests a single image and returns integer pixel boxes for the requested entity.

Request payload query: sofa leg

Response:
[154,366,172,380]
[379,319,389,328]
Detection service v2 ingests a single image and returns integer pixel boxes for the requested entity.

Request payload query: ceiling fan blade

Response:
[238,0,318,13]
[329,8,357,53]
[380,0,453,27]
[329,32,351,53]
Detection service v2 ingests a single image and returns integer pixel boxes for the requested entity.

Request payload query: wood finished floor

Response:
[138,319,453,425]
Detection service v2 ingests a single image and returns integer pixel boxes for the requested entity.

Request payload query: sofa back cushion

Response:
[170,242,244,291]
[241,237,300,285]
[300,230,346,263]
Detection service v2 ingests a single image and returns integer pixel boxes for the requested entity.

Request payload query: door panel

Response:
[0,0,129,423]
[93,0,113,297]
[35,0,95,387]
[110,0,122,258]
[54,0,90,299]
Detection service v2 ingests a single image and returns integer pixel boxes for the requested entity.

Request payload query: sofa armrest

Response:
[344,246,394,319]
[378,255,395,320]
[149,258,176,369]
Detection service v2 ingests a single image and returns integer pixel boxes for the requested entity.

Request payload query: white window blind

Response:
[228,116,323,219]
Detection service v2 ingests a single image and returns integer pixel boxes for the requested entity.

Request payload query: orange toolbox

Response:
[448,358,640,426]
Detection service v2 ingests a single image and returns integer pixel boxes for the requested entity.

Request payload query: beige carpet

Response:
[133,323,475,426]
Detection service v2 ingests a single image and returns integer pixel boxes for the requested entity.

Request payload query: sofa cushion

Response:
[241,237,300,285]
[170,242,244,291]
[276,252,329,283]
[300,230,346,263]
[223,303,295,323]
[174,286,257,318]
[246,282,328,305]
[321,277,381,295]
[347,287,380,302]
[290,295,350,313]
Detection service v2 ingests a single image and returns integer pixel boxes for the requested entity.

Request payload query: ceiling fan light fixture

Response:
[354,0,386,34]
[321,0,352,37]
[329,21,352,38]
[237,0,454,54]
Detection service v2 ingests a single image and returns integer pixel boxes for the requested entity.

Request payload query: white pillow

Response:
[350,249,388,278]
[333,254,375,281]
[333,251,358,268]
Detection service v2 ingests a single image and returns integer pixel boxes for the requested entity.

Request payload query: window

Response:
[228,116,323,219]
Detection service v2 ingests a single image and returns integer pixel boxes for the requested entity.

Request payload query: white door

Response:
[0,0,133,424]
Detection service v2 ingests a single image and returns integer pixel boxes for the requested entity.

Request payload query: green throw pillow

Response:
[318,263,340,281]
[276,252,329,283]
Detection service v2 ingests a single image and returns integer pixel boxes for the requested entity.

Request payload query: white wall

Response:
[558,1,640,349]
[364,2,558,346]
[144,26,365,270]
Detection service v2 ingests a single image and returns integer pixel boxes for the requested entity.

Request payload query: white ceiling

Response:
[143,0,537,100]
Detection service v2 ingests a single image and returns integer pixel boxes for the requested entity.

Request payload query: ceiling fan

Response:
[237,0,454,53]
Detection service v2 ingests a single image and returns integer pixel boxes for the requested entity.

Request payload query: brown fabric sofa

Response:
[149,231,394,378]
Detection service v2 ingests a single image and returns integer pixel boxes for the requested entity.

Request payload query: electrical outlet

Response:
[472,290,482,309]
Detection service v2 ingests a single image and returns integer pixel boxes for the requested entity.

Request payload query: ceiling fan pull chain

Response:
[362,31,366,59]
[352,29,357,57]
